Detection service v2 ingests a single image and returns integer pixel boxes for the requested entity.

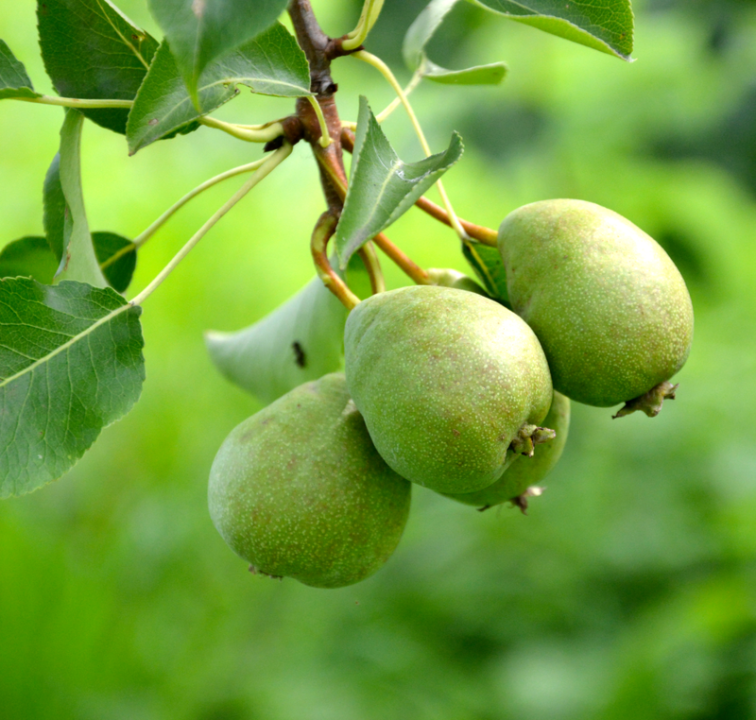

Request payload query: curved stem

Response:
[129,143,292,307]
[311,212,360,310]
[341,68,423,131]
[352,50,469,242]
[414,196,498,246]
[199,116,284,143]
[17,95,133,109]
[357,241,385,293]
[343,0,385,49]
[131,157,271,251]
[373,232,431,285]
[305,96,333,147]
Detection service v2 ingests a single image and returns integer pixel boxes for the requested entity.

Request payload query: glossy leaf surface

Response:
[127,25,309,153]
[0,278,145,498]
[37,0,158,133]
[147,0,289,104]
[472,0,634,60]
[335,97,463,268]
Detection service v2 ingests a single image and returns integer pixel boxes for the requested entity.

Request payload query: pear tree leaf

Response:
[37,0,159,134]
[147,0,290,105]
[0,40,40,99]
[42,153,134,292]
[93,232,137,293]
[404,0,507,85]
[335,97,464,268]
[0,237,58,283]
[43,153,66,262]
[462,241,510,305]
[53,111,108,288]
[471,0,634,60]
[0,277,145,498]
[127,24,310,153]
[205,276,347,405]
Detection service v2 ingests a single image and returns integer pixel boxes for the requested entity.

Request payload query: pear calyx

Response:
[612,381,678,419]
[510,424,556,457]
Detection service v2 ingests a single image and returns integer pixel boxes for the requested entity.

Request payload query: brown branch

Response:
[357,242,386,294]
[311,212,360,310]
[414,196,498,247]
[373,233,430,285]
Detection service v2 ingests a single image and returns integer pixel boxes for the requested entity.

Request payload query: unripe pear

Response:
[344,285,553,494]
[498,199,694,413]
[444,391,570,509]
[208,373,411,588]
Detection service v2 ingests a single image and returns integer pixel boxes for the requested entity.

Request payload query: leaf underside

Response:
[0,278,145,498]
[205,276,347,406]
[127,24,310,153]
[52,111,108,288]
[335,96,464,268]
[404,0,507,85]
[37,0,159,133]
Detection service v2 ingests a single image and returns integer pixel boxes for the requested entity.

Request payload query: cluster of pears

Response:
[209,200,694,588]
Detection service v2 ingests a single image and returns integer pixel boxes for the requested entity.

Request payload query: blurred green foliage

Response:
[1,0,756,718]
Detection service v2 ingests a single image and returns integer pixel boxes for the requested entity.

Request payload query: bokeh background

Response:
[2,0,756,717]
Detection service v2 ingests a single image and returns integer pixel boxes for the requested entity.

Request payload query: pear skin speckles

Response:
[498,199,694,409]
[344,286,553,494]
[208,373,411,589]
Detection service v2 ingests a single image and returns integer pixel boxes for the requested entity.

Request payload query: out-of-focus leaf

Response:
[37,0,158,134]
[53,111,108,288]
[404,0,507,85]
[205,276,347,405]
[462,241,510,305]
[471,0,634,60]
[147,0,289,105]
[0,278,145,498]
[93,232,137,293]
[0,40,40,99]
[127,25,310,153]
[0,237,58,283]
[335,97,464,268]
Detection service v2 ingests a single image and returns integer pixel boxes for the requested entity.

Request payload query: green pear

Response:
[444,391,570,509]
[208,373,411,589]
[498,199,694,414]
[344,285,553,494]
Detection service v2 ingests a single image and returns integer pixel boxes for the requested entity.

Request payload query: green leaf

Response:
[53,111,108,288]
[0,278,145,498]
[37,0,159,134]
[147,0,290,105]
[0,39,40,100]
[205,276,347,405]
[471,0,634,60]
[462,241,510,305]
[93,232,137,293]
[404,0,507,85]
[335,97,464,268]
[43,153,66,262]
[0,237,58,283]
[127,25,309,153]
[42,155,136,292]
